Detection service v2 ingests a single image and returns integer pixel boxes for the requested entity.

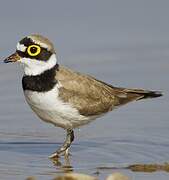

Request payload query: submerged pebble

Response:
[52,172,129,180]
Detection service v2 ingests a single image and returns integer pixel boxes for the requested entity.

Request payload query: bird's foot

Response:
[49,151,60,159]
[49,148,71,160]
[49,129,74,159]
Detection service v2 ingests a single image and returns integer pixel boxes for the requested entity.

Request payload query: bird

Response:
[4,34,162,159]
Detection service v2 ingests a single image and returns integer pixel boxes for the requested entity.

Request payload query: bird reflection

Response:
[50,155,73,173]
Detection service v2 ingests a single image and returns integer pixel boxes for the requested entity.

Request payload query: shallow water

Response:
[0,44,168,180]
[0,1,169,180]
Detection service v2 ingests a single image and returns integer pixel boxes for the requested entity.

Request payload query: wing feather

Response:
[55,66,161,116]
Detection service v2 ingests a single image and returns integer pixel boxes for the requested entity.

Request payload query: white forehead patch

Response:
[17,43,27,52]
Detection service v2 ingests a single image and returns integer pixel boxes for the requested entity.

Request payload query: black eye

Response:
[30,47,37,53]
[27,45,41,56]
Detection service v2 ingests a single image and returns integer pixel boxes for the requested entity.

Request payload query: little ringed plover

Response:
[4,34,162,159]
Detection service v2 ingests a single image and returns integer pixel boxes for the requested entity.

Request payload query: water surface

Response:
[0,1,168,179]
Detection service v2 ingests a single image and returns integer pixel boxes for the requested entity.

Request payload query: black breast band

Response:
[22,64,59,92]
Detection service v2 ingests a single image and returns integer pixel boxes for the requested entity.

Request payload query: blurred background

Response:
[0,0,168,180]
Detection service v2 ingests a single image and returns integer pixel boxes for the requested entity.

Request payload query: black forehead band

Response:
[18,37,53,61]
[20,37,38,47]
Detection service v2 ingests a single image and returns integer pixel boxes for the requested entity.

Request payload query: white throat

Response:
[20,54,57,76]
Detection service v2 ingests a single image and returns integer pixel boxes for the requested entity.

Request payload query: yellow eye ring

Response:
[27,45,41,56]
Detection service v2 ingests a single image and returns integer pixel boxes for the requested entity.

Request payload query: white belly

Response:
[24,85,93,129]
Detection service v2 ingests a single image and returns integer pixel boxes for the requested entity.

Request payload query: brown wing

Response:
[56,66,162,116]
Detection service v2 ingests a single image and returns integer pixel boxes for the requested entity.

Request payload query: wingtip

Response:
[147,91,163,98]
[135,90,163,101]
[153,91,163,97]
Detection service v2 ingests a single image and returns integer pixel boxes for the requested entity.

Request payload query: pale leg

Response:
[49,129,74,159]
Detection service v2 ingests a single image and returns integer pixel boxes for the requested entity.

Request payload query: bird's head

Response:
[4,34,58,76]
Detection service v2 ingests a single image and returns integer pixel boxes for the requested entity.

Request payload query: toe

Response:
[49,152,59,159]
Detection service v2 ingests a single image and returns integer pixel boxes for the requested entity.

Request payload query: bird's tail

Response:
[123,88,163,101]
